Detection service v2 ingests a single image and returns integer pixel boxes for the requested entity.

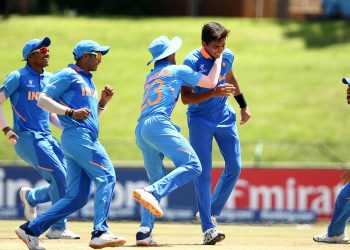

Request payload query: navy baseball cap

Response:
[73,40,110,60]
[22,37,51,61]
[147,36,182,66]
[342,78,350,85]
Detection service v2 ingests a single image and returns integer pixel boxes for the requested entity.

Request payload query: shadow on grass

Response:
[279,19,350,48]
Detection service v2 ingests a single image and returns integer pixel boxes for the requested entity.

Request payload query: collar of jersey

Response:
[25,63,44,76]
[200,47,214,59]
[153,60,172,69]
[69,64,92,78]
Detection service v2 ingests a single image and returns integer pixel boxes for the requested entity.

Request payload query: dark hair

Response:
[201,22,230,44]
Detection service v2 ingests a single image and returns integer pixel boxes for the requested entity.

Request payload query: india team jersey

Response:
[183,47,235,118]
[0,64,52,133]
[43,64,99,138]
[139,60,202,121]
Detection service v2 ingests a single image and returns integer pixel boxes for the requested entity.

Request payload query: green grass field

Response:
[0,220,348,250]
[0,16,349,165]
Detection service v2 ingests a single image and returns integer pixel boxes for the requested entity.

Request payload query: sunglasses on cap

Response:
[29,47,49,55]
[86,52,102,61]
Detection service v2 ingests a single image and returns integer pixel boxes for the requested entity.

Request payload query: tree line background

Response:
[0,0,162,17]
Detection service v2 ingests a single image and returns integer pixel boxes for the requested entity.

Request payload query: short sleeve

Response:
[183,55,196,70]
[223,49,234,71]
[174,65,203,88]
[43,69,72,100]
[0,71,21,98]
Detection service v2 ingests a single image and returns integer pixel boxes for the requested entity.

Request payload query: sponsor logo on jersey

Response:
[26,80,35,88]
[199,64,208,74]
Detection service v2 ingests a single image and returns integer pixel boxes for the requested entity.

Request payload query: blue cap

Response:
[342,78,350,85]
[73,40,110,60]
[22,37,51,61]
[147,36,182,66]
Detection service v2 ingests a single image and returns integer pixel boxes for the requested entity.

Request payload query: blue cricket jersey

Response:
[0,64,52,133]
[43,64,99,139]
[183,47,235,118]
[138,60,202,121]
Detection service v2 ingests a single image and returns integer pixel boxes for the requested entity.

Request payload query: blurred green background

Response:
[0,16,349,166]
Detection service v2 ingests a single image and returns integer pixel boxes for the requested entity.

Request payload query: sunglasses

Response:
[30,47,49,55]
[86,52,102,61]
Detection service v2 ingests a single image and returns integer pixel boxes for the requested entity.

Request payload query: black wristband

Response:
[2,126,10,136]
[65,108,75,117]
[234,93,247,108]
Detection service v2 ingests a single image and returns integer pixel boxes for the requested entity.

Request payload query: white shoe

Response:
[136,230,157,246]
[313,232,349,244]
[196,212,217,227]
[19,187,37,221]
[203,228,225,245]
[45,228,80,239]
[89,231,126,249]
[15,225,46,250]
[133,189,163,218]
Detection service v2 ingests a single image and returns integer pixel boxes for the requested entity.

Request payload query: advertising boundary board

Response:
[1,165,343,223]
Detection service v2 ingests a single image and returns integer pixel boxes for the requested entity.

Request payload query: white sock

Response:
[139,226,151,233]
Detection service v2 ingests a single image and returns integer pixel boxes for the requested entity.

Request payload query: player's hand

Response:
[240,106,251,125]
[2,127,19,145]
[99,85,115,108]
[72,108,91,120]
[212,83,235,97]
[342,170,350,182]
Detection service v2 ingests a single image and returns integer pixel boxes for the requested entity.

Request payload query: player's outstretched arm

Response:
[181,83,235,105]
[38,93,90,120]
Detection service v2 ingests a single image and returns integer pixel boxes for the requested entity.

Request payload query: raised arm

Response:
[98,85,114,117]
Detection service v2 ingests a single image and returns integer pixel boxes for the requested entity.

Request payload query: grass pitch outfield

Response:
[0,16,349,164]
[0,220,348,250]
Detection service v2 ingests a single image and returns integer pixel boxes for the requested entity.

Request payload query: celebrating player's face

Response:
[86,52,101,72]
[28,45,50,68]
[203,38,226,59]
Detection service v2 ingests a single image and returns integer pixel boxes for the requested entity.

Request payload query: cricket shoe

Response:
[89,230,126,249]
[203,228,225,245]
[45,228,80,239]
[133,189,163,218]
[15,223,45,250]
[313,232,349,244]
[196,212,217,227]
[136,230,157,246]
[19,187,37,221]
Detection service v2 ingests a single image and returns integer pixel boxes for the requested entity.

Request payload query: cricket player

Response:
[0,37,79,239]
[181,22,251,242]
[15,40,126,250]
[133,35,225,246]
[313,77,350,244]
